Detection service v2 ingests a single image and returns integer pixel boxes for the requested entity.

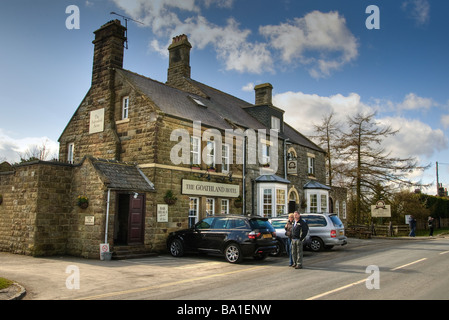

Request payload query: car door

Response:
[184,217,214,251]
[204,217,231,252]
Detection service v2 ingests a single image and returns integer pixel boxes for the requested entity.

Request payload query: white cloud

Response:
[398,93,436,111]
[402,0,430,26]
[260,11,358,78]
[441,115,449,129]
[273,91,447,161]
[0,130,59,163]
[113,0,273,74]
[378,117,447,159]
[242,82,255,92]
[111,1,358,77]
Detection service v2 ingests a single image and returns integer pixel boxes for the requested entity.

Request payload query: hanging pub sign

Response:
[371,200,391,218]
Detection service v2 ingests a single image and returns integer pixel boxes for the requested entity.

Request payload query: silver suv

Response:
[269,213,347,253]
[301,213,347,252]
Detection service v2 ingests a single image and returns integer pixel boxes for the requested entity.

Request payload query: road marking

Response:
[307,257,429,300]
[439,251,449,255]
[306,278,367,300]
[390,258,427,271]
[75,265,264,300]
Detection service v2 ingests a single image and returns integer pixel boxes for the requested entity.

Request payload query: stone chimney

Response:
[91,20,127,87]
[254,83,273,106]
[167,34,192,87]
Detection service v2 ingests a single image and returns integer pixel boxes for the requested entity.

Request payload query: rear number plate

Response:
[263,234,272,239]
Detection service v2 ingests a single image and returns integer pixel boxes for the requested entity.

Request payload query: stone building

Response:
[0,20,346,259]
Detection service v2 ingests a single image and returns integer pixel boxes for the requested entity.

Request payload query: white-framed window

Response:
[342,201,347,219]
[263,189,272,218]
[206,141,216,169]
[335,200,340,216]
[222,143,230,173]
[261,144,270,166]
[271,116,280,132]
[206,198,215,216]
[189,197,199,228]
[309,194,318,213]
[308,156,315,176]
[221,199,229,214]
[321,194,328,213]
[122,96,129,120]
[258,183,288,218]
[67,142,74,164]
[306,190,329,213]
[276,189,286,216]
[191,136,201,166]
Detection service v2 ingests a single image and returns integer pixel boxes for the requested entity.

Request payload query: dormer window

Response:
[271,116,280,132]
[122,96,129,119]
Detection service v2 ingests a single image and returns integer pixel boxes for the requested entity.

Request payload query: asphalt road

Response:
[1,237,448,301]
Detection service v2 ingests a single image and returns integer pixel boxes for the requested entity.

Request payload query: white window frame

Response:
[258,183,288,218]
[305,189,329,213]
[308,156,315,176]
[276,189,286,216]
[335,200,340,216]
[222,143,230,173]
[261,144,270,166]
[342,201,347,219]
[221,199,229,215]
[191,136,201,166]
[206,198,215,216]
[189,197,199,228]
[67,142,74,164]
[122,96,129,120]
[206,141,216,169]
[271,116,280,132]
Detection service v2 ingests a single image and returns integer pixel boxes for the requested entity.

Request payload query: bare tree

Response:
[312,111,342,188]
[338,111,428,223]
[17,140,57,163]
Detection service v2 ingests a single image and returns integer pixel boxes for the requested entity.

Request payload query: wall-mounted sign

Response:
[157,204,169,222]
[89,108,105,134]
[182,179,240,198]
[84,216,95,226]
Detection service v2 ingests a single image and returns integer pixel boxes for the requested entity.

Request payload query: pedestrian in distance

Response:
[284,213,294,267]
[428,216,434,236]
[408,215,417,237]
[291,211,309,269]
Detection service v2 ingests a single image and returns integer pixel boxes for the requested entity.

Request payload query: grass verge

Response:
[0,277,13,290]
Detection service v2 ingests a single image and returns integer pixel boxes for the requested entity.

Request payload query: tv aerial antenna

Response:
[110,12,144,49]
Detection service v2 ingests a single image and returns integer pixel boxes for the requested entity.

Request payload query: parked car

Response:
[167,215,277,263]
[269,213,347,253]
[301,213,347,252]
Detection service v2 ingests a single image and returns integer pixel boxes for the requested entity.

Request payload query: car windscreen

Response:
[330,215,344,228]
[270,220,287,228]
[249,219,275,231]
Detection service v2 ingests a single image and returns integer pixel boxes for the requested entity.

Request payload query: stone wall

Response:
[0,162,72,256]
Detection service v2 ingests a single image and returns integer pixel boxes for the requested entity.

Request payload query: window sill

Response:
[116,118,130,125]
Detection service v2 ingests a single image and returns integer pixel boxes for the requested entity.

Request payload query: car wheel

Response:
[224,243,243,264]
[310,237,324,252]
[269,240,282,257]
[169,238,184,257]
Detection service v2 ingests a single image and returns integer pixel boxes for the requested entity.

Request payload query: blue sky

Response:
[0,0,448,194]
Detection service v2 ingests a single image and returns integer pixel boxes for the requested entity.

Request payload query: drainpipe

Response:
[284,138,290,180]
[243,136,247,216]
[105,189,111,244]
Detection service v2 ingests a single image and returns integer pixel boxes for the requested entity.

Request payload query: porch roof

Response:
[91,158,156,192]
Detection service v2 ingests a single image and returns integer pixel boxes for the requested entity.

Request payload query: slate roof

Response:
[303,181,331,190]
[116,68,325,154]
[90,157,155,192]
[255,174,291,184]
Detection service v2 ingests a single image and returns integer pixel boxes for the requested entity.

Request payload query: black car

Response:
[167,215,277,263]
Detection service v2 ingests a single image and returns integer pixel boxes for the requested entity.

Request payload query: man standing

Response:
[291,211,309,269]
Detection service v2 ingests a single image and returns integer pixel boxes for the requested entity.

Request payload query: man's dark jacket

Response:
[292,218,309,241]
